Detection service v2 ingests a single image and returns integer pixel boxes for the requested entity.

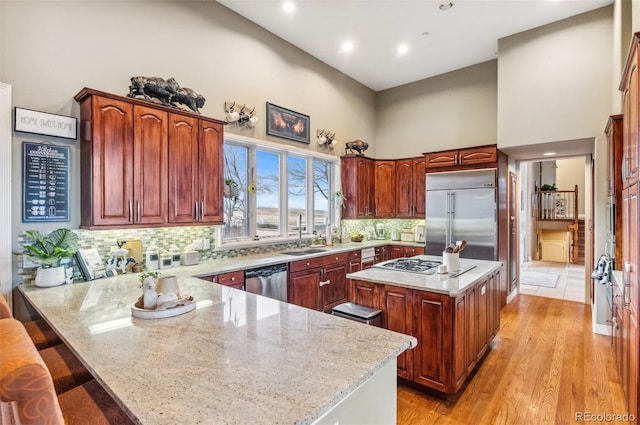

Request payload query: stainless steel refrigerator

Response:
[425,169,497,260]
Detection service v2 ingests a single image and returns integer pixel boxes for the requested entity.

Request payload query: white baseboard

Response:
[593,323,612,336]
[506,288,518,304]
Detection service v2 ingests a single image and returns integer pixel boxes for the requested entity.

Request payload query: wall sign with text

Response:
[22,142,70,222]
[14,107,77,140]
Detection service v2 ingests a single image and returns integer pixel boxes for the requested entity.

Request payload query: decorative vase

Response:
[34,266,66,288]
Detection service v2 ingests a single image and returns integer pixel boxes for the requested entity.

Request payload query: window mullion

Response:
[280,153,288,238]
[248,148,257,238]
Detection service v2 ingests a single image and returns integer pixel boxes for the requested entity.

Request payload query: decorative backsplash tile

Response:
[16,225,312,283]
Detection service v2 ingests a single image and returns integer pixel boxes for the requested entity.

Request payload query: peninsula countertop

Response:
[19,271,416,424]
[347,256,503,296]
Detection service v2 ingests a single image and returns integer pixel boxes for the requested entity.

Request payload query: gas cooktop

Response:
[373,258,442,274]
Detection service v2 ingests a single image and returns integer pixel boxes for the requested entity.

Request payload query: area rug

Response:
[520,271,559,288]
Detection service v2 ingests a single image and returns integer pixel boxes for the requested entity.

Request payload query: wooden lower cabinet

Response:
[288,253,350,313]
[351,267,501,395]
[198,271,245,290]
[381,285,413,380]
[413,290,451,392]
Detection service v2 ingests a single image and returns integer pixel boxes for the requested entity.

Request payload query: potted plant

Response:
[15,228,79,287]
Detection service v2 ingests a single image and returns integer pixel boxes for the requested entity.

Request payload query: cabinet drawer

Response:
[289,256,325,273]
[404,246,425,257]
[324,252,349,265]
[198,275,216,282]
[218,271,244,286]
[348,250,361,261]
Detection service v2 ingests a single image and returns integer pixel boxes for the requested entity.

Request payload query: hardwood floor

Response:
[398,295,629,424]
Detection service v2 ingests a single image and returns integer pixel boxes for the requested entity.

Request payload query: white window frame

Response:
[217,133,340,249]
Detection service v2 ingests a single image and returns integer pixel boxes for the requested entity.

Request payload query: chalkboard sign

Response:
[22,142,70,222]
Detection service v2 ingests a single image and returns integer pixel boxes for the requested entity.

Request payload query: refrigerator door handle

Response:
[446,192,452,248]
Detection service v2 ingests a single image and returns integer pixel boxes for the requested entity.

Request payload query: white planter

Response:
[34,266,66,288]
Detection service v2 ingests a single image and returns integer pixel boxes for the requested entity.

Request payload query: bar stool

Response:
[0,318,135,425]
[0,293,93,394]
[0,291,62,349]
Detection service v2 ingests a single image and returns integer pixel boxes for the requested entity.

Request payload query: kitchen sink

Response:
[281,248,328,256]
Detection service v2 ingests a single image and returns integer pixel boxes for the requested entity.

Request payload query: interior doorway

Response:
[516,155,592,304]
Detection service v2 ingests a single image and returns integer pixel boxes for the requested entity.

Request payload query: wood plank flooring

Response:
[397,295,630,424]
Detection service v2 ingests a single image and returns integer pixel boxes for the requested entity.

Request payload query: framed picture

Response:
[266,102,310,144]
[14,107,77,140]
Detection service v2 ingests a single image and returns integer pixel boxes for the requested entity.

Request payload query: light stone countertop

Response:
[19,267,416,424]
[347,256,503,296]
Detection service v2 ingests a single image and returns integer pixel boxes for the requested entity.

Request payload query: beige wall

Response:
[0,1,375,250]
[375,61,497,159]
[556,157,586,215]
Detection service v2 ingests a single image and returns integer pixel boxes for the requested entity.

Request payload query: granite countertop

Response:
[19,266,416,424]
[346,256,503,296]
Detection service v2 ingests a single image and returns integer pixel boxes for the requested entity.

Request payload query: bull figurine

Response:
[127,76,206,114]
[345,140,369,156]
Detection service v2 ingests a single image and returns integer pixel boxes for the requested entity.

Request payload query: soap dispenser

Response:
[145,242,159,271]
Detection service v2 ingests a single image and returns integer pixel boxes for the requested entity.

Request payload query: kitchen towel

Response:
[591,254,612,285]
[520,271,559,288]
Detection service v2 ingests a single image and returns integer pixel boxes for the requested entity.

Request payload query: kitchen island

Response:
[347,256,502,395]
[19,271,416,424]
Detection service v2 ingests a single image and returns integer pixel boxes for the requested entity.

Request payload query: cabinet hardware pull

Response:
[128,200,133,222]
[319,280,330,286]
[137,201,141,223]
[201,202,205,219]
[230,277,235,281]
[194,202,199,221]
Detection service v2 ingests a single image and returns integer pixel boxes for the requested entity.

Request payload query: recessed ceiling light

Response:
[397,44,409,55]
[341,41,354,52]
[282,2,295,13]
[543,152,556,156]
[439,2,453,11]
[420,32,430,38]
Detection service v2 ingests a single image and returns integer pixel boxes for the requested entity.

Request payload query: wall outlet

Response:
[192,239,203,250]
[203,239,210,250]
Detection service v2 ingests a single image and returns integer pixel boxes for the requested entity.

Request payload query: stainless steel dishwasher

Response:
[244,263,288,302]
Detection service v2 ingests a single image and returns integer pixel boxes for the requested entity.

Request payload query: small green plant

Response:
[15,228,78,268]
[540,184,557,191]
[138,271,159,284]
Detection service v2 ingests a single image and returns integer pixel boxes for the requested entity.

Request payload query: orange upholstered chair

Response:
[0,318,135,425]
[39,344,94,395]
[0,291,62,349]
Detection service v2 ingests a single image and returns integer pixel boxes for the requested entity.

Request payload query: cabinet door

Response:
[198,120,224,224]
[348,260,361,274]
[90,96,134,226]
[289,268,322,310]
[412,157,426,217]
[374,160,396,217]
[395,159,413,218]
[357,158,375,217]
[424,151,458,169]
[322,261,349,312]
[622,54,638,186]
[390,246,404,259]
[381,285,413,379]
[413,290,452,392]
[168,114,199,223]
[477,279,488,360]
[217,271,244,289]
[458,146,497,166]
[351,279,379,309]
[465,285,478,374]
[133,105,168,224]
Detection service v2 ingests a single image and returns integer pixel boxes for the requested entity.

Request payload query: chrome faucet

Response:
[298,214,303,249]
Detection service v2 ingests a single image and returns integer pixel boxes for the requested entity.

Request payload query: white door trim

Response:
[0,83,12,309]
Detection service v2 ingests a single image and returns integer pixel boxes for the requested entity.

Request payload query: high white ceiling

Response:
[217,0,613,92]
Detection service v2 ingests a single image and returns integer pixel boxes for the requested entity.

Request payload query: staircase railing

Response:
[535,185,580,264]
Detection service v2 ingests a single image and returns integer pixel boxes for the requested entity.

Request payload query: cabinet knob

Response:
[230,277,235,281]
[306,262,310,266]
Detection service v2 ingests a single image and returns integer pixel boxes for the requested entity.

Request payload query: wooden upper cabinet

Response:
[340,155,375,218]
[75,88,225,228]
[133,105,168,225]
[621,36,639,187]
[79,95,134,227]
[198,120,224,224]
[374,160,396,217]
[168,114,199,223]
[425,145,498,172]
[396,157,425,218]
[606,115,624,197]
